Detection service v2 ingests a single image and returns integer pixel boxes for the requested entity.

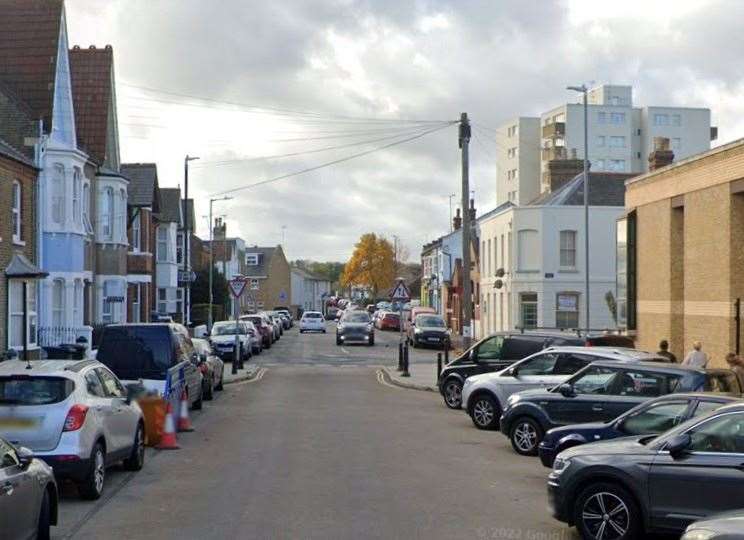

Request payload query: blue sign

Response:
[279,290,287,301]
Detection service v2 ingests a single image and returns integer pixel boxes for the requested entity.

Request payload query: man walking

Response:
[727,354,744,390]
[682,341,708,368]
[657,339,677,363]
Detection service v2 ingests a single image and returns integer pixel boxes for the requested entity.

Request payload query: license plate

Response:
[0,417,39,429]
[427,337,440,342]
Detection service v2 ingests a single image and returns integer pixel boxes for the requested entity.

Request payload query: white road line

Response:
[341,347,350,355]
[376,369,405,390]
[233,367,267,385]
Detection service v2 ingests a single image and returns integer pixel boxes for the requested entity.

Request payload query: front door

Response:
[648,411,744,531]
[0,440,36,538]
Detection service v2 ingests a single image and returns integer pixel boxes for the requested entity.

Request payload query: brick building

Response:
[243,246,291,311]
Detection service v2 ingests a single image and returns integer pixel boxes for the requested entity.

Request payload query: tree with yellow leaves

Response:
[340,233,396,299]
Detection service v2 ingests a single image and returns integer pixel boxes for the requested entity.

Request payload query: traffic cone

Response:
[157,401,179,450]
[177,389,194,432]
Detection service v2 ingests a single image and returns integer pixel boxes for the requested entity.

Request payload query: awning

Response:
[5,254,48,279]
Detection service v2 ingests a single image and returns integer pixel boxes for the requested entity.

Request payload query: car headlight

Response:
[414,328,423,334]
[681,531,717,540]
[552,457,571,475]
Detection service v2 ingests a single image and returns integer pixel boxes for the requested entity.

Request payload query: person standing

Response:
[682,341,709,368]
[657,339,677,363]
[730,354,744,391]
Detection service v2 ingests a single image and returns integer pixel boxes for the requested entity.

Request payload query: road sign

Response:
[279,290,288,302]
[228,277,247,298]
[390,280,411,301]
[178,270,197,284]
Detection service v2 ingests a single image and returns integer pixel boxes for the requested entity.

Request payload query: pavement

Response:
[52,322,579,540]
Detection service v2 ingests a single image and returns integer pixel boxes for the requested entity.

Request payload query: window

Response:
[507,147,517,158]
[693,400,728,418]
[687,412,744,453]
[84,371,106,397]
[72,169,81,224]
[572,366,619,395]
[8,281,35,348]
[559,230,576,268]
[176,232,184,265]
[596,135,605,147]
[119,189,126,241]
[246,253,259,265]
[157,227,168,262]
[610,112,625,124]
[671,114,681,126]
[517,229,539,271]
[609,136,626,148]
[102,281,113,324]
[594,159,605,171]
[96,367,125,398]
[616,370,681,397]
[507,125,518,137]
[11,181,21,243]
[481,241,485,273]
[610,96,620,106]
[556,293,579,329]
[671,138,681,150]
[250,279,259,290]
[487,238,492,276]
[158,288,167,313]
[52,279,65,327]
[131,284,141,323]
[101,187,114,239]
[519,292,538,329]
[73,280,82,326]
[131,212,141,251]
[654,113,669,126]
[516,353,559,376]
[82,183,93,234]
[52,164,65,224]
[620,401,689,435]
[176,288,183,315]
[553,354,592,375]
[597,112,606,124]
[475,335,503,361]
[608,159,626,172]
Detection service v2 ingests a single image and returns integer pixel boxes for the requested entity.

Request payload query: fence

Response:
[38,326,93,349]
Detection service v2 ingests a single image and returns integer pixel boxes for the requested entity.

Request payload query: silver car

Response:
[0,359,145,500]
[0,436,58,539]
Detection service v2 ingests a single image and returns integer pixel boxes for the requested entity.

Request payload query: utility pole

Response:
[184,155,199,326]
[459,112,472,348]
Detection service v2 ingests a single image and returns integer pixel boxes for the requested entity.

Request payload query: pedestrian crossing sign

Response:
[390,280,411,301]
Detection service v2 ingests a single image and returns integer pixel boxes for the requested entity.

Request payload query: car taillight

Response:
[63,404,89,432]
[199,363,209,374]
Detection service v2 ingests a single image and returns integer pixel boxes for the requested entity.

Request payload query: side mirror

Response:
[666,433,691,459]
[17,446,33,469]
[506,367,518,378]
[558,383,575,398]
[468,349,478,363]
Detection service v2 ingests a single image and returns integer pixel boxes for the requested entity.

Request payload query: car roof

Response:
[649,392,742,402]
[541,346,661,360]
[0,359,99,376]
[587,360,705,373]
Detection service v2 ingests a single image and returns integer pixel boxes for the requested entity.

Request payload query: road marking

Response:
[376,369,405,390]
[341,347,350,355]
[232,367,267,385]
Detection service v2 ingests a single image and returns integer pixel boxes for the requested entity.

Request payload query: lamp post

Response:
[183,155,199,326]
[567,84,590,331]
[208,197,232,332]
[448,193,456,231]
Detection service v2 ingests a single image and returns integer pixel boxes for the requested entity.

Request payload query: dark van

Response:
[437,331,634,409]
[96,324,204,410]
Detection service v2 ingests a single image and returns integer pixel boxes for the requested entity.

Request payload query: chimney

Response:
[453,208,462,230]
[648,137,674,171]
[546,149,584,192]
[468,198,476,222]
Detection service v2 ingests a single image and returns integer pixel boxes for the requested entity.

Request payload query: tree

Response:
[340,233,395,298]
[191,269,229,307]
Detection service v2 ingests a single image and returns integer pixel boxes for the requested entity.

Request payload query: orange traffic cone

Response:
[157,400,179,450]
[177,389,194,432]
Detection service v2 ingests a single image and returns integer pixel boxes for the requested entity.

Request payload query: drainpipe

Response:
[35,120,45,331]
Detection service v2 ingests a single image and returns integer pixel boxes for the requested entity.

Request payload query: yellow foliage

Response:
[340,233,396,297]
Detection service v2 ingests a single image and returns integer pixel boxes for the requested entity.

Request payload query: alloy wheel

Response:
[472,399,494,426]
[444,382,462,407]
[513,421,538,452]
[581,492,630,540]
[93,448,105,495]
[135,426,145,466]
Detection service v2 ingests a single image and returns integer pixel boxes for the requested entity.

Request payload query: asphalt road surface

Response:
[56,324,579,540]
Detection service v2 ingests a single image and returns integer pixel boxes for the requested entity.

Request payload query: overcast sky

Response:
[65,0,744,262]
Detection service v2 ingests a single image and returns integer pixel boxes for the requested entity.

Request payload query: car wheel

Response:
[204,377,214,400]
[336,337,342,346]
[322,329,326,333]
[192,387,203,411]
[300,329,304,333]
[78,442,105,500]
[123,423,145,471]
[368,338,374,346]
[37,488,51,540]
[509,417,543,456]
[442,378,463,409]
[574,482,641,540]
[216,367,224,391]
[469,394,501,430]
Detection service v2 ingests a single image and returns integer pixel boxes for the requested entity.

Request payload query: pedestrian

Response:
[682,341,708,368]
[730,354,744,391]
[657,339,677,363]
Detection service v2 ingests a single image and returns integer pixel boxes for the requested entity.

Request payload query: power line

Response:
[209,122,456,197]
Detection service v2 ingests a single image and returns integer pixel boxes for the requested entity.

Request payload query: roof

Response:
[476,201,515,223]
[0,137,34,168]
[244,247,277,277]
[5,253,46,278]
[0,79,37,160]
[291,266,327,282]
[156,188,182,223]
[528,172,632,206]
[590,360,704,373]
[69,45,114,164]
[121,163,160,210]
[0,0,64,131]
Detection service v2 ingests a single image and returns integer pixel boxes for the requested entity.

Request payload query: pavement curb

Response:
[224,366,261,385]
[380,367,437,393]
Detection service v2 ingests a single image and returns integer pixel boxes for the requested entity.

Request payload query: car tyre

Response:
[216,367,224,391]
[574,482,641,540]
[368,337,374,346]
[123,423,145,471]
[37,489,51,540]
[509,417,543,456]
[78,442,105,500]
[469,393,501,430]
[192,387,203,411]
[322,329,326,333]
[336,336,342,346]
[204,376,214,401]
[442,378,463,409]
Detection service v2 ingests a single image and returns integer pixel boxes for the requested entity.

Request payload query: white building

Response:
[154,188,182,318]
[290,268,331,314]
[479,172,627,334]
[496,117,541,205]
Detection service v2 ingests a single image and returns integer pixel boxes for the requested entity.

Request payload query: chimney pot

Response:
[649,137,674,171]
[453,208,462,230]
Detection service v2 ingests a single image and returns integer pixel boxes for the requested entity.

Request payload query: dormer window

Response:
[246,253,259,265]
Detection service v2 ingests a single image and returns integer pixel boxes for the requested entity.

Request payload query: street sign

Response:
[178,270,197,283]
[390,280,411,301]
[228,277,247,298]
[279,290,288,302]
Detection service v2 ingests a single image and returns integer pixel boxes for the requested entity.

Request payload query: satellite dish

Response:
[494,279,504,289]
[495,268,506,278]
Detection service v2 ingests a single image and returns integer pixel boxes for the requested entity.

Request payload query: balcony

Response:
[541,146,567,161]
[542,121,565,139]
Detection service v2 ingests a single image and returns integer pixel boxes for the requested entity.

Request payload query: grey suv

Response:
[0,359,145,500]
[548,402,744,539]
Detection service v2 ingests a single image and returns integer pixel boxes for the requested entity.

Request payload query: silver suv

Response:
[0,359,145,500]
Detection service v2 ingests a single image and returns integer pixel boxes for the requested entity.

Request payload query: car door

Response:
[503,353,561,399]
[648,410,744,531]
[176,335,201,403]
[83,368,118,453]
[545,365,623,425]
[96,367,137,455]
[0,438,37,538]
[474,335,506,374]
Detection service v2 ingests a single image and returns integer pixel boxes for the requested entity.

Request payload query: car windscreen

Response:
[244,317,262,326]
[416,315,445,327]
[212,323,245,335]
[344,312,370,323]
[704,371,741,393]
[0,376,75,405]
[97,326,173,380]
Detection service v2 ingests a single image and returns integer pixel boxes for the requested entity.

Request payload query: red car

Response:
[377,312,400,331]
[241,315,273,349]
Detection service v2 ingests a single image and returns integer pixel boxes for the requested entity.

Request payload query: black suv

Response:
[548,402,744,539]
[437,331,634,409]
[500,361,740,455]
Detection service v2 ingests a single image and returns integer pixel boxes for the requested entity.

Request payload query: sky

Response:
[64,0,744,262]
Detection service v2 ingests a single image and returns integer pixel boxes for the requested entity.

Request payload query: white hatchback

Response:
[300,311,326,333]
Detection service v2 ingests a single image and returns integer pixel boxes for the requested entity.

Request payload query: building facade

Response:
[243,246,291,312]
[154,187,182,320]
[290,267,331,315]
[496,117,541,205]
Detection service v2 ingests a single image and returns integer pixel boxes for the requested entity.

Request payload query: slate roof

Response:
[156,188,182,224]
[0,79,37,160]
[243,247,277,277]
[121,163,160,210]
[291,266,326,282]
[5,253,46,278]
[69,45,114,164]
[0,0,64,131]
[0,137,34,168]
[527,172,633,207]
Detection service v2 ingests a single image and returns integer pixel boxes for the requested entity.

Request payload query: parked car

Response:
[97,323,204,410]
[326,306,339,320]
[192,338,225,400]
[408,313,449,348]
[0,358,145,500]
[0,436,58,539]
[500,362,741,456]
[273,307,293,327]
[376,311,400,331]
[241,314,274,349]
[403,306,436,333]
[462,347,669,430]
[210,321,252,363]
[547,402,744,539]
[539,392,741,467]
[274,311,291,330]
[300,311,326,333]
[437,331,634,410]
[261,312,282,340]
[336,311,374,346]
[243,320,263,355]
[683,509,744,540]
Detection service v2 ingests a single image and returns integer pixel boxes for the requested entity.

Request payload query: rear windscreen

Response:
[0,376,74,405]
[304,313,322,319]
[97,326,173,380]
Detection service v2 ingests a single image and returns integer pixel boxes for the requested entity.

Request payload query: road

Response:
[55,323,578,540]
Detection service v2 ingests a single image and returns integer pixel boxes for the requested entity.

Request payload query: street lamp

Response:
[567,84,590,331]
[208,196,232,331]
[448,193,456,231]
[183,155,199,325]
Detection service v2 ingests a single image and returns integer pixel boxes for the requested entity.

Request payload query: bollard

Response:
[397,342,404,371]
[437,352,442,379]
[444,343,449,365]
[402,343,410,377]
[231,350,238,375]
[238,348,245,370]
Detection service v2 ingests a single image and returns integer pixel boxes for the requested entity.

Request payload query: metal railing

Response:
[38,326,93,348]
